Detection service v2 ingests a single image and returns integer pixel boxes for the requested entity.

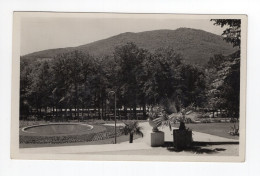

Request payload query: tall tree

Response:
[211,19,241,48]
[114,42,148,119]
[20,59,33,119]
[143,47,183,105]
[208,19,241,117]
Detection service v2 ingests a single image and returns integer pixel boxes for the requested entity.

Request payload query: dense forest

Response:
[19,20,241,121]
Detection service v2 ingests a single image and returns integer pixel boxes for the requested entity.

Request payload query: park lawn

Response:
[172,122,239,140]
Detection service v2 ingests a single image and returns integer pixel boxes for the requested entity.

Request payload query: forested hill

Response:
[21,28,237,65]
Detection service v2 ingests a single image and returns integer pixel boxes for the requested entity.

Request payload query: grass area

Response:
[172,122,239,140]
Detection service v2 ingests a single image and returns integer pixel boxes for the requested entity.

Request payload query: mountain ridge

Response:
[21,28,237,65]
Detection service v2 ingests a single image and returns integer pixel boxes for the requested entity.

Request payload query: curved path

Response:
[105,122,238,144]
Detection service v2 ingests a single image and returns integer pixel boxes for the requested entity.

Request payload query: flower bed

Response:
[19,120,46,128]
[20,123,124,144]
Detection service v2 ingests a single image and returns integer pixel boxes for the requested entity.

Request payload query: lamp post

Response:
[108,91,117,144]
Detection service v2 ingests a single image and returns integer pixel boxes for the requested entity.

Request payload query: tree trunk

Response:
[142,103,146,120]
[104,100,107,120]
[65,108,67,121]
[45,107,47,121]
[36,107,39,118]
[77,107,80,121]
[94,92,97,120]
[53,106,55,119]
[98,103,101,120]
[179,121,186,130]
[74,107,77,120]
[77,107,79,119]
[60,108,63,121]
[101,97,104,120]
[131,107,133,120]
[39,108,42,119]
[124,105,127,120]
[119,109,121,121]
[70,108,72,121]
[133,106,137,120]
[75,83,79,119]
[77,108,79,119]
[55,107,58,119]
[129,133,134,143]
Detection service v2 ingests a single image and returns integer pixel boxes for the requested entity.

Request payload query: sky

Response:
[21,16,225,56]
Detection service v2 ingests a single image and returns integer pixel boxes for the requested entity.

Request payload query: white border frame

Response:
[11,12,247,162]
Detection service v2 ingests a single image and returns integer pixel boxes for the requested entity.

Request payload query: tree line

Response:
[20,43,209,121]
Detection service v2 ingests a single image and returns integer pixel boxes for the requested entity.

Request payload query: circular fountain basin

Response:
[22,123,93,136]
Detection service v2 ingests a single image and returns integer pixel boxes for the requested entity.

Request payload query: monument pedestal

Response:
[150,131,165,147]
[173,129,192,149]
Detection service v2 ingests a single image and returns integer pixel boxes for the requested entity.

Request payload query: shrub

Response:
[201,119,211,123]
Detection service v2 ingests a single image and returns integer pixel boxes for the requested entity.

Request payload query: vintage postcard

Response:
[11,12,247,162]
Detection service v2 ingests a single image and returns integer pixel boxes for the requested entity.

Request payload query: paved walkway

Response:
[118,122,238,144]
[20,122,238,155]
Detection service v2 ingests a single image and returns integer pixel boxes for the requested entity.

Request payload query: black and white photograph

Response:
[11,12,247,161]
